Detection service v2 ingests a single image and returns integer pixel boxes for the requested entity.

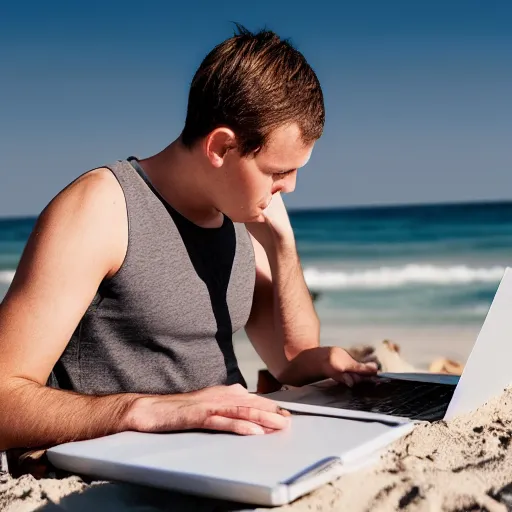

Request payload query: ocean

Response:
[1,201,512,338]
[292,201,512,329]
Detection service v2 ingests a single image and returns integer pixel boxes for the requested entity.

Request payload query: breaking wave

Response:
[304,264,506,290]
[0,270,15,284]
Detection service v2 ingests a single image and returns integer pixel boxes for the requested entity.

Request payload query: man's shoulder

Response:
[33,166,128,277]
[70,166,121,193]
[38,166,127,238]
[50,166,125,216]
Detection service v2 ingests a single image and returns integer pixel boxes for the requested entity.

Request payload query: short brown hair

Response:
[181,24,325,156]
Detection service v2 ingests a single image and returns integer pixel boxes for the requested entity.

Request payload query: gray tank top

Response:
[50,159,256,395]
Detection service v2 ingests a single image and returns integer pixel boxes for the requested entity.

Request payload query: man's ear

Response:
[204,128,237,168]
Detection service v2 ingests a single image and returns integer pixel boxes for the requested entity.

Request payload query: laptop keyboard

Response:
[313,378,456,421]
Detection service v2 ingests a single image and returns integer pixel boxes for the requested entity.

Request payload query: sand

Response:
[275,387,512,512]
[2,385,512,511]
[3,332,511,512]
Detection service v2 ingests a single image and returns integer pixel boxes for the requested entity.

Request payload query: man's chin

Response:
[228,212,266,224]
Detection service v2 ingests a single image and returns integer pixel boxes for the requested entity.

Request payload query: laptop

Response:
[46,267,512,506]
[266,267,512,425]
[265,372,458,425]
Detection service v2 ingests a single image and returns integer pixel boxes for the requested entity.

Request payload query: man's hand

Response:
[276,346,378,387]
[249,193,294,249]
[126,384,291,436]
[321,346,379,387]
[261,193,294,238]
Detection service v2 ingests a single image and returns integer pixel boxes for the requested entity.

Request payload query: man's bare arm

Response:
[245,194,377,387]
[0,170,290,451]
[0,169,140,449]
[245,224,325,385]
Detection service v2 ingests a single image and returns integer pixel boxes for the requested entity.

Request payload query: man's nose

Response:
[280,173,297,194]
[272,173,297,195]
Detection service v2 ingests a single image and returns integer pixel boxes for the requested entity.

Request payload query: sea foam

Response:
[303,264,506,290]
[0,270,15,284]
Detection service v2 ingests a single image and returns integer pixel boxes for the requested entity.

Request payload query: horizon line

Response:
[288,197,512,215]
[1,197,512,222]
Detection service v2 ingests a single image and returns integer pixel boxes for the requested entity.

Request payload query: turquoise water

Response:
[292,201,512,326]
[2,201,512,327]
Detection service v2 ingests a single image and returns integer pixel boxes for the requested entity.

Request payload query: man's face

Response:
[216,123,314,223]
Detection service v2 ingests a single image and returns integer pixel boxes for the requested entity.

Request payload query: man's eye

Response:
[276,170,295,177]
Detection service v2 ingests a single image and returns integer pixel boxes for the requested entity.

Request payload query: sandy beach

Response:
[4,330,511,512]
[2,383,512,511]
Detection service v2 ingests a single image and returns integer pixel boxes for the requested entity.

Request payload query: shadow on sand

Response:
[34,480,258,512]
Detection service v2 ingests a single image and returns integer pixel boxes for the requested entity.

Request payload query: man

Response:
[0,25,376,453]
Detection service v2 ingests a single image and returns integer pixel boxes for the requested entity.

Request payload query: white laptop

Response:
[47,267,512,506]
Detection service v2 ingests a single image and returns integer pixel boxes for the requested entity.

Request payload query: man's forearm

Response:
[266,235,321,362]
[0,379,140,451]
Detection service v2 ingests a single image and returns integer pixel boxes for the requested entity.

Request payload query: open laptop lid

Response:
[444,266,512,420]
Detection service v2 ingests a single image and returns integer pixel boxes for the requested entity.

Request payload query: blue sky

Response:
[1,0,511,217]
